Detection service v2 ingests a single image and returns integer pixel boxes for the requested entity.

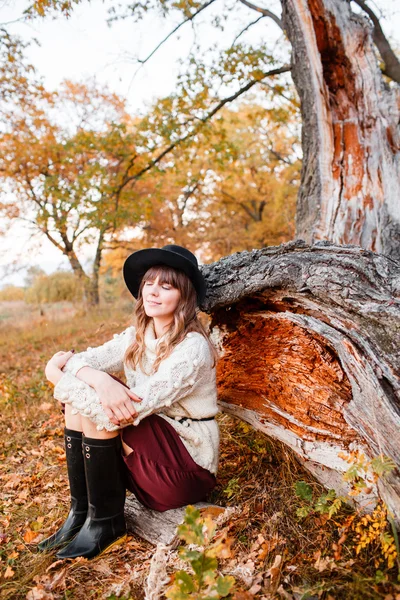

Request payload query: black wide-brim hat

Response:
[123,244,207,305]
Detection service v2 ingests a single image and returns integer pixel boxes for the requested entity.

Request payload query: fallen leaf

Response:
[266,554,282,590]
[46,560,65,572]
[276,584,294,599]
[48,568,66,591]
[313,552,337,573]
[26,585,54,600]
[232,592,254,600]
[3,565,15,578]
[24,529,39,543]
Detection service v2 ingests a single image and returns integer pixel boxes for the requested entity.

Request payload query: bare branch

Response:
[130,0,218,81]
[221,190,266,222]
[352,0,400,84]
[41,227,66,255]
[231,15,265,47]
[258,80,298,106]
[238,0,283,30]
[268,146,292,164]
[71,222,92,243]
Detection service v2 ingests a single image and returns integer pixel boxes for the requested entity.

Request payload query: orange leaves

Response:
[23,528,39,543]
[3,565,15,579]
[25,567,69,600]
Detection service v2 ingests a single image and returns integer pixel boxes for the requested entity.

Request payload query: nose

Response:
[150,286,159,294]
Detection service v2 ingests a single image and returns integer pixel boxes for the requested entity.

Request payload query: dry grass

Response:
[0,302,399,599]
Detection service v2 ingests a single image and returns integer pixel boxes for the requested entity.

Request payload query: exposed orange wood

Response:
[217,313,356,444]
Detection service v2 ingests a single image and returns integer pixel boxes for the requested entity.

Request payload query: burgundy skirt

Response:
[121,414,217,511]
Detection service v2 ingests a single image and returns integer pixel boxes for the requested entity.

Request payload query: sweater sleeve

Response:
[62,326,136,377]
[130,335,212,425]
[53,333,214,432]
[53,371,120,432]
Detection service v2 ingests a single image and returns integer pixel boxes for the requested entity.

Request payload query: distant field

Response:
[0,301,77,329]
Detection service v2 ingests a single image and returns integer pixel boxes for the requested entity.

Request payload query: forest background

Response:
[0,0,303,306]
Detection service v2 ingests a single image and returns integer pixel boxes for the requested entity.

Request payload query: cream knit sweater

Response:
[53,322,220,474]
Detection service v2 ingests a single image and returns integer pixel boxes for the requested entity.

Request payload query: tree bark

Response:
[281,0,400,263]
[124,497,232,545]
[201,240,400,519]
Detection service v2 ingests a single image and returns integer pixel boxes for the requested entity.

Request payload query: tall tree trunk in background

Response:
[65,250,100,306]
[281,0,400,263]
[202,241,400,520]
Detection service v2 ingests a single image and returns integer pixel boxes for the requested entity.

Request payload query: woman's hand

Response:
[45,351,75,385]
[93,374,142,427]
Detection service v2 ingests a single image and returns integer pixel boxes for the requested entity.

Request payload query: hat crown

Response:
[161,245,199,268]
[123,244,206,304]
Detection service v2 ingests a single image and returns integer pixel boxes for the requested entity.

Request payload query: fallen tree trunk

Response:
[124,497,235,545]
[201,240,400,519]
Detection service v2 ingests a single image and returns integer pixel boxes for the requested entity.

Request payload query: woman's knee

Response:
[64,404,83,432]
[81,416,119,439]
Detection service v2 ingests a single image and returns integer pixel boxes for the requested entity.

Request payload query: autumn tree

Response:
[0,80,155,304]
[198,101,300,256]
[3,1,399,262]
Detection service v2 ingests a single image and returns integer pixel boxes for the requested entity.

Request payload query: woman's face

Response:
[142,274,181,319]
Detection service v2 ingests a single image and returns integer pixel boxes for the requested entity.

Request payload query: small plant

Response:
[223,477,240,500]
[352,503,398,568]
[294,452,399,572]
[294,481,346,519]
[165,505,236,600]
[338,450,396,497]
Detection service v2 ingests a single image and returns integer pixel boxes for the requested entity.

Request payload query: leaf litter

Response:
[0,304,399,599]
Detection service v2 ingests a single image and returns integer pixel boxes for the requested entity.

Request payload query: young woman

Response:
[39,244,220,560]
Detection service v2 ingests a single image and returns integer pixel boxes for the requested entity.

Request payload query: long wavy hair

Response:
[124,264,219,375]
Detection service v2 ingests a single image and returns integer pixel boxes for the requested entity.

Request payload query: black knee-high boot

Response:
[38,428,88,551]
[56,435,127,560]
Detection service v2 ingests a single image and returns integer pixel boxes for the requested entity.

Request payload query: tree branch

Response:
[131,0,218,78]
[231,15,265,47]
[238,0,283,30]
[352,0,400,84]
[120,65,291,191]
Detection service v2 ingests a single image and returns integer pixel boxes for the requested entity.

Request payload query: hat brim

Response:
[123,248,206,304]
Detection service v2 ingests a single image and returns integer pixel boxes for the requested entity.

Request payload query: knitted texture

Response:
[53,322,220,474]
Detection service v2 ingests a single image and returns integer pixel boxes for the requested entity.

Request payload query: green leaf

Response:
[371,455,396,477]
[375,569,387,583]
[296,506,311,519]
[175,571,196,593]
[191,555,218,579]
[165,570,196,599]
[177,505,205,545]
[327,497,344,518]
[295,481,313,502]
[179,548,202,562]
[216,575,235,596]
[343,464,360,482]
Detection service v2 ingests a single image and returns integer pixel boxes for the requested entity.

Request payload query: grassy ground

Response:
[0,302,399,599]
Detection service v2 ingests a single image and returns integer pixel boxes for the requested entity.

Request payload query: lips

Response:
[147,300,161,305]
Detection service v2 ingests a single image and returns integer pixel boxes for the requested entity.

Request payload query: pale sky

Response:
[0,0,399,287]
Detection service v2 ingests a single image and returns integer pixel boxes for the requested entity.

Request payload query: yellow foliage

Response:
[352,503,398,569]
[0,285,24,301]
